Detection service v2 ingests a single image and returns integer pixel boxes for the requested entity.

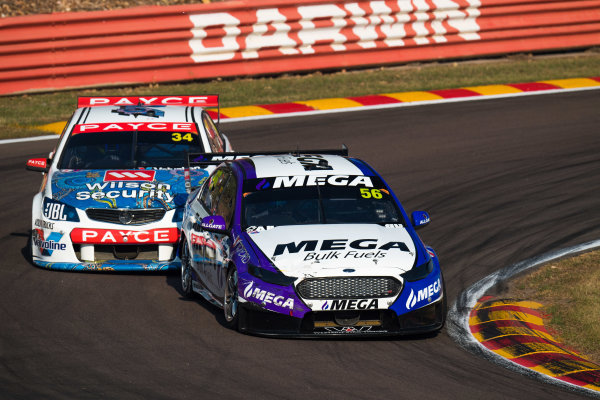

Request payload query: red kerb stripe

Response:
[508,82,560,92]
[259,102,316,113]
[471,304,544,319]
[479,334,561,351]
[469,319,546,334]
[348,95,402,106]
[557,370,600,387]
[206,110,228,120]
[429,88,480,98]
[513,351,592,369]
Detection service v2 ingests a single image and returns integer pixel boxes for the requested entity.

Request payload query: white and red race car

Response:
[26,95,232,271]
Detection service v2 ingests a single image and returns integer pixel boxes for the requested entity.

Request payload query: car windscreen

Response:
[57,130,205,169]
[242,175,404,227]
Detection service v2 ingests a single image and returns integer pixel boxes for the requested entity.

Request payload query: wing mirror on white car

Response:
[26,158,50,173]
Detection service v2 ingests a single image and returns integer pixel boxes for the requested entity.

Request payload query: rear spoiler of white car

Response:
[76,95,221,125]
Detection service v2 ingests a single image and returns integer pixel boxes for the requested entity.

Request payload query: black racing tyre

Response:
[180,239,194,298]
[223,265,240,330]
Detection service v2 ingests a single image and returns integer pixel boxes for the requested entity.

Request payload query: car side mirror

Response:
[26,158,50,173]
[411,211,430,229]
[200,215,228,234]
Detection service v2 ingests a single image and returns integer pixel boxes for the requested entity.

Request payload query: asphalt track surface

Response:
[1,90,599,399]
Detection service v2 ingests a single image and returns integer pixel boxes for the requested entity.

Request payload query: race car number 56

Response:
[360,188,382,199]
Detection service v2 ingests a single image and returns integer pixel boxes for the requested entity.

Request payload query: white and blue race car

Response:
[26,95,232,271]
[179,149,445,336]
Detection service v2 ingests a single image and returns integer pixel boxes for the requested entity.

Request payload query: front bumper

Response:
[31,221,181,272]
[33,260,181,272]
[238,295,446,338]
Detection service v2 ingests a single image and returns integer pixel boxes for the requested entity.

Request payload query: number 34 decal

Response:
[172,132,194,142]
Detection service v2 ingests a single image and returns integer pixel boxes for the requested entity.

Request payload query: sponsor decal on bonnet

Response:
[273,238,411,261]
[75,181,174,203]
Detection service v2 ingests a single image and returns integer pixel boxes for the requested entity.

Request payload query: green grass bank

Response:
[1,51,599,140]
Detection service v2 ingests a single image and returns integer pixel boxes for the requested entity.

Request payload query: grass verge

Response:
[510,250,600,364]
[1,51,599,139]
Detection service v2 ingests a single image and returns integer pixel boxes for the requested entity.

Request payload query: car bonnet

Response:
[50,169,209,210]
[247,224,417,278]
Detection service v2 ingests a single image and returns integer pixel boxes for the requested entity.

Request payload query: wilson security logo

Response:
[405,278,442,310]
[75,181,174,203]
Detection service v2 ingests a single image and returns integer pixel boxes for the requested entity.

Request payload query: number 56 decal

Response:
[360,188,384,199]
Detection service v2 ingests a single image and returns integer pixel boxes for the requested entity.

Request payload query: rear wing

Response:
[77,95,221,124]
[77,95,219,108]
[183,145,349,193]
[187,145,349,167]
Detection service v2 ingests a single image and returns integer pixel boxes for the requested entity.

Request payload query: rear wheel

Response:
[223,266,239,330]
[180,240,193,298]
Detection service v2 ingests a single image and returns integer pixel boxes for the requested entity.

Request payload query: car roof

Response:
[235,154,375,179]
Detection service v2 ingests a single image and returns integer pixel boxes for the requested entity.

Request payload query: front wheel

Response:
[180,239,194,298]
[223,266,239,330]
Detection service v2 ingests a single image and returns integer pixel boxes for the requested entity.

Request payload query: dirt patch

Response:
[1,0,223,18]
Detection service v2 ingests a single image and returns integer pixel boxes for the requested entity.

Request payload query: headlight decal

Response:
[248,263,296,286]
[401,259,434,282]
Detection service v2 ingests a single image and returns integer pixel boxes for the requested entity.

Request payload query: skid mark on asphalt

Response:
[469,297,600,392]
